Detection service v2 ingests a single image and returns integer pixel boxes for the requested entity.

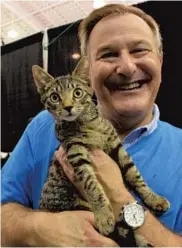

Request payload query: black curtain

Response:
[1,33,43,152]
[1,1,182,153]
[137,1,182,128]
[48,21,81,77]
[47,1,182,128]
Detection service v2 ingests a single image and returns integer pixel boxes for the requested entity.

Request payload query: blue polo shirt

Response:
[1,106,182,234]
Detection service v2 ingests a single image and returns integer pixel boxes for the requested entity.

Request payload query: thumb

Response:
[82,211,95,226]
[82,211,119,247]
[99,235,119,247]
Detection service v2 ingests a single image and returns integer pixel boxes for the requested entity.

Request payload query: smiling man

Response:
[71,4,182,245]
[87,13,162,134]
[1,3,182,247]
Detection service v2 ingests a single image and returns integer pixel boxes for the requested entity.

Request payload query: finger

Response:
[62,162,75,182]
[54,149,65,164]
[99,236,119,247]
[91,148,104,156]
[82,211,95,226]
[90,149,118,173]
[75,211,119,247]
[88,225,119,247]
[55,151,75,182]
[56,146,65,157]
[55,149,74,171]
[91,148,113,161]
[55,149,69,171]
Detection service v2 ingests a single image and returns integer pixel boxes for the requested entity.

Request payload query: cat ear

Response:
[72,56,90,86]
[32,65,54,94]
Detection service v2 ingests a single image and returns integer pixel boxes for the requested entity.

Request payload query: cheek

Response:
[90,61,116,90]
[138,55,162,79]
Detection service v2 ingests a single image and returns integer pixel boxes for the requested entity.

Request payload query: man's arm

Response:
[1,203,35,246]
[1,202,118,247]
[56,148,182,247]
[95,150,182,247]
[98,182,182,247]
[135,208,182,246]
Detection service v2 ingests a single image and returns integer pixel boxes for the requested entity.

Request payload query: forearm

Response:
[1,203,38,246]
[136,210,182,247]
[117,191,182,247]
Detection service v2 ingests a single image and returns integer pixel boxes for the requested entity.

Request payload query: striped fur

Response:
[32,65,170,246]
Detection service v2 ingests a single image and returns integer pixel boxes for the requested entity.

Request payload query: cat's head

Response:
[32,57,93,122]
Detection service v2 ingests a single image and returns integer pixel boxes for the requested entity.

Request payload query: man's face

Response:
[88,14,163,129]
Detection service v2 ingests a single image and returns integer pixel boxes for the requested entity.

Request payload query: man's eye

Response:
[100,52,118,58]
[131,48,149,54]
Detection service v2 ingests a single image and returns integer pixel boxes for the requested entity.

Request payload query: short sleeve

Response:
[1,123,35,207]
[175,203,182,235]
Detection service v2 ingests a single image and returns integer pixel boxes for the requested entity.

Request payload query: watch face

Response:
[124,203,145,228]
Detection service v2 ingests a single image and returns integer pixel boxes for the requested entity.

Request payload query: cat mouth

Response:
[64,115,77,121]
[62,114,79,121]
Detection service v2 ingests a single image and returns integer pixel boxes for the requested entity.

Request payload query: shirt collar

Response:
[123,104,160,149]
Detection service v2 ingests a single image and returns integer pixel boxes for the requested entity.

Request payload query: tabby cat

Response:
[32,58,170,247]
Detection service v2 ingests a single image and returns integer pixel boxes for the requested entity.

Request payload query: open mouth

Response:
[105,79,151,91]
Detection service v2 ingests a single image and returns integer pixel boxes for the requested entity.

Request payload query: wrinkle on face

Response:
[87,14,162,132]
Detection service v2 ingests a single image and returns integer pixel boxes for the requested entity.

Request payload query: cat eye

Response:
[73,88,83,98]
[50,93,60,103]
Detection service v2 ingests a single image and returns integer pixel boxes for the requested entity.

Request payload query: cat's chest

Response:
[56,121,113,150]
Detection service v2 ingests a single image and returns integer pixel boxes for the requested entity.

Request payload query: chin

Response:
[111,104,143,117]
[64,115,78,121]
[111,95,153,116]
[103,101,152,129]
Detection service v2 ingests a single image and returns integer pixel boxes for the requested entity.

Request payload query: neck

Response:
[111,110,153,141]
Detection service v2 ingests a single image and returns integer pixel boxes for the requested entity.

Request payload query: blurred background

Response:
[1,0,182,165]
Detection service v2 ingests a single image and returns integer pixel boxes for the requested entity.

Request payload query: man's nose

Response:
[115,52,136,77]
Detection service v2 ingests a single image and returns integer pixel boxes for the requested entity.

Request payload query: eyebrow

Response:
[96,39,152,55]
[129,39,152,48]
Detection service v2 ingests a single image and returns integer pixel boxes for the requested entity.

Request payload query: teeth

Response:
[119,82,140,90]
[106,79,150,91]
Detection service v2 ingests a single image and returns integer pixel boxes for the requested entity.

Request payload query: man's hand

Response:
[1,203,118,247]
[55,147,135,220]
[55,148,182,247]
[31,210,118,247]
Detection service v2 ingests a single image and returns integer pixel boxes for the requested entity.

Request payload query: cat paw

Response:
[146,195,170,213]
[94,205,115,236]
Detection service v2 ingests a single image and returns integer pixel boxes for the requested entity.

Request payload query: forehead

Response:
[88,13,156,52]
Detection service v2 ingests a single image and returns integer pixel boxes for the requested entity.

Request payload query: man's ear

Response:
[159,51,163,65]
[32,65,54,94]
[72,56,90,86]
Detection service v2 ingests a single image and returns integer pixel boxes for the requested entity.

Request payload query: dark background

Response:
[1,1,182,153]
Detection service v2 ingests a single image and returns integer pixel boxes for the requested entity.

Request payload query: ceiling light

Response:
[72,53,80,59]
[7,30,18,39]
[93,0,105,9]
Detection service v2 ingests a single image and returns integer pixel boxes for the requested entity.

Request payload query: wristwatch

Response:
[120,201,146,229]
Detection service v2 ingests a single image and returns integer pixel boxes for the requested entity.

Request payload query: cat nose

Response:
[64,106,72,113]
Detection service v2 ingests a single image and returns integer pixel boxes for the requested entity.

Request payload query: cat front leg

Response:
[122,164,170,213]
[67,144,115,236]
[116,146,170,213]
